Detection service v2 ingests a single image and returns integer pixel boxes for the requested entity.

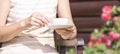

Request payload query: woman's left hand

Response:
[55,25,76,39]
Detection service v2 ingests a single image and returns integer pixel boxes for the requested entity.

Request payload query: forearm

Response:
[0,20,28,42]
[57,0,77,39]
[0,12,50,42]
[0,0,50,42]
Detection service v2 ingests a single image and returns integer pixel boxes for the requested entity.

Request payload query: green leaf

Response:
[94,43,107,51]
[112,5,118,15]
[66,48,75,54]
[115,6,120,15]
[105,20,113,26]
[105,50,114,54]
[112,40,120,50]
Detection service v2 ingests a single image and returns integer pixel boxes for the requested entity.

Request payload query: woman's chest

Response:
[12,0,58,8]
[8,0,58,21]
[12,0,58,12]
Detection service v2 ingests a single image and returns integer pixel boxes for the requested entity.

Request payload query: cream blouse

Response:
[7,0,58,37]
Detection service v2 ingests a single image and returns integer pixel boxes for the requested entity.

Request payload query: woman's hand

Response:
[21,12,50,28]
[55,25,77,39]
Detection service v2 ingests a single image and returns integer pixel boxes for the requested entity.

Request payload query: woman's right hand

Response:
[22,12,50,28]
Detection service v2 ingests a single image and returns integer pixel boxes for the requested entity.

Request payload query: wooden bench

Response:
[55,0,120,54]
[71,0,120,43]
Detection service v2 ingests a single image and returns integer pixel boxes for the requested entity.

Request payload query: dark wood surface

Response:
[70,0,118,2]
[70,1,120,17]
[56,0,120,54]
[70,0,120,44]
[71,0,120,54]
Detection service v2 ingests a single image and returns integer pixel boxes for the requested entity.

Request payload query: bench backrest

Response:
[70,0,120,43]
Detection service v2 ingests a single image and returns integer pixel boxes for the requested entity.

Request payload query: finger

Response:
[38,15,50,24]
[30,21,41,27]
[55,25,73,30]
[55,29,67,33]
[34,13,49,24]
[55,28,66,30]
[32,12,50,25]
[31,17,44,26]
[66,26,74,31]
[55,27,74,32]
[42,15,51,23]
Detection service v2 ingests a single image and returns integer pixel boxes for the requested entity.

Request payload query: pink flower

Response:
[88,40,94,47]
[101,5,112,21]
[96,39,102,45]
[90,36,97,41]
[109,31,120,41]
[102,6,112,14]
[102,34,109,42]
[101,13,111,21]
[113,17,119,22]
[105,40,111,47]
[101,34,111,47]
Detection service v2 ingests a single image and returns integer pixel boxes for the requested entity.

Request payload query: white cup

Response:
[51,18,69,25]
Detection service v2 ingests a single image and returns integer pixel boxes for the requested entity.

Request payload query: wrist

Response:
[20,21,26,27]
[19,19,31,28]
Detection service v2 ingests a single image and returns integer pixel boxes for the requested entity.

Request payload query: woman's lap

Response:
[0,36,58,54]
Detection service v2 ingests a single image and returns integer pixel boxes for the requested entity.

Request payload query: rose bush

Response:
[83,5,120,54]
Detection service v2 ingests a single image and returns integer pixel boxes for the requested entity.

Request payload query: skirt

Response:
[0,36,58,54]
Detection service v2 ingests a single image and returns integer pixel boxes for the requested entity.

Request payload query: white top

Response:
[7,0,58,37]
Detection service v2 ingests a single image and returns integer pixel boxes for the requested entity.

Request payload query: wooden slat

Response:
[55,39,78,46]
[77,33,91,44]
[73,17,104,32]
[70,1,120,17]
[70,0,117,2]
[56,0,120,54]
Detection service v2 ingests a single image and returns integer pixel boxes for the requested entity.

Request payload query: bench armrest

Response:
[55,38,84,54]
[56,38,84,46]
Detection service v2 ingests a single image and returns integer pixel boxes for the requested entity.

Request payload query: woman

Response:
[0,0,77,54]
